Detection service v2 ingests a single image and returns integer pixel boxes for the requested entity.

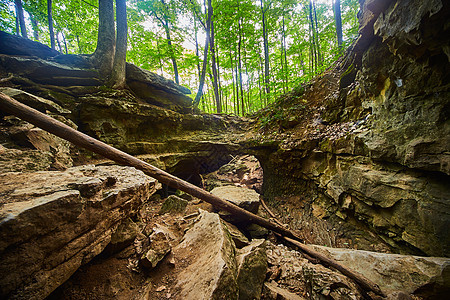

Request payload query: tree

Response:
[193,0,212,107]
[260,0,270,95]
[93,0,115,76]
[93,0,128,88]
[137,0,180,84]
[209,10,221,112]
[333,0,343,48]
[109,0,128,88]
[47,0,55,49]
[14,0,27,38]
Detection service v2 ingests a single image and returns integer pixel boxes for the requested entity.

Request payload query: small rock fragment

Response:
[140,231,171,269]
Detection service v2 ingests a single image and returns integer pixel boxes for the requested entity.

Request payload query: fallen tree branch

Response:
[0,91,385,297]
[260,196,285,228]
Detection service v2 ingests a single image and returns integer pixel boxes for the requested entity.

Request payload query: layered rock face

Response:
[0,165,160,299]
[251,0,450,257]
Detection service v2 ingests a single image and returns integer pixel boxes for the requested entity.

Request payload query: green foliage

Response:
[3,0,360,115]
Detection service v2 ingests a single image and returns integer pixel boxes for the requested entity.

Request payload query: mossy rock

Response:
[159,195,188,214]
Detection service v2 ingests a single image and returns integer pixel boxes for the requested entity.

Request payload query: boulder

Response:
[126,63,190,95]
[0,165,160,299]
[211,185,260,214]
[236,239,267,300]
[223,220,250,248]
[126,63,192,113]
[173,210,239,299]
[159,195,188,214]
[310,245,450,298]
[0,55,101,86]
[0,30,60,58]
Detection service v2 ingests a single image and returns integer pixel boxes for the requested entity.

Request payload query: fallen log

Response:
[0,91,385,297]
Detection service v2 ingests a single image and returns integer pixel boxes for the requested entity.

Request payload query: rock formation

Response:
[248,0,450,257]
[0,165,160,299]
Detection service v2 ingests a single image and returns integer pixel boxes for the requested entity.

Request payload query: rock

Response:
[0,87,71,115]
[204,155,263,193]
[266,242,362,299]
[245,223,269,239]
[0,55,101,86]
[223,220,250,248]
[211,185,260,214]
[140,231,171,269]
[262,281,306,300]
[310,245,450,298]
[173,210,239,299]
[0,112,74,172]
[126,63,192,113]
[107,218,140,254]
[236,239,267,300]
[0,30,60,59]
[126,63,191,95]
[0,165,160,299]
[159,195,188,214]
[0,146,56,173]
[249,0,450,258]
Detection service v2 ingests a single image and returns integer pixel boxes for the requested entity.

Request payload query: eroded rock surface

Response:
[0,165,160,299]
[310,245,450,298]
[211,185,260,214]
[173,210,239,299]
[249,0,450,257]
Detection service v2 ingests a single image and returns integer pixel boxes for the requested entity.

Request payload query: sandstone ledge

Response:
[0,165,160,299]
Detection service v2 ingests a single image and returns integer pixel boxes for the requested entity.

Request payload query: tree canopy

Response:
[3,0,359,115]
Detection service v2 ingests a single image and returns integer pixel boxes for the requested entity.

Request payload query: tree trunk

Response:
[235,63,239,115]
[216,46,223,112]
[30,15,39,41]
[194,19,201,79]
[210,19,221,113]
[109,0,128,89]
[237,18,245,116]
[15,0,27,38]
[56,32,62,52]
[61,31,68,54]
[229,50,237,115]
[313,0,322,67]
[193,0,213,107]
[47,0,55,49]
[308,0,317,73]
[333,0,343,49]
[281,12,288,93]
[164,25,179,84]
[15,10,20,35]
[93,0,115,77]
[261,0,270,95]
[76,34,82,54]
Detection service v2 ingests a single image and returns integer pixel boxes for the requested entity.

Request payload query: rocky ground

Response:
[1,156,441,300]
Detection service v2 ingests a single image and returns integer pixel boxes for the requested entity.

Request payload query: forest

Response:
[2,0,359,115]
